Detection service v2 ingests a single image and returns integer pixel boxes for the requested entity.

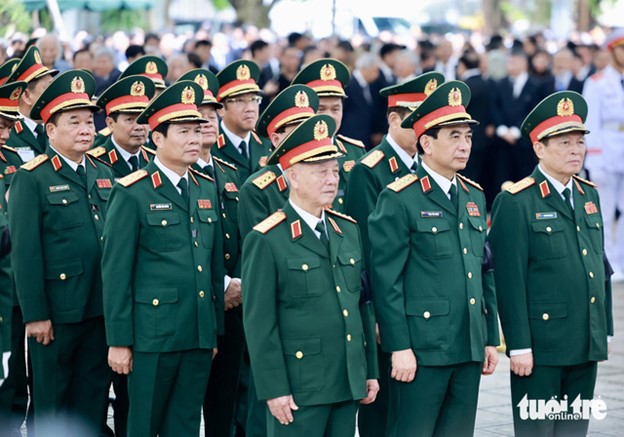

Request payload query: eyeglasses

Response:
[225,96,262,106]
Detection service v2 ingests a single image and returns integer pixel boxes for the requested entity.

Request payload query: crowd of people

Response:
[0,21,620,437]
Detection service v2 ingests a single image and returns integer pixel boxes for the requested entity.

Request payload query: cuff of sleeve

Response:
[509,348,532,356]
[224,275,232,293]
[379,323,411,353]
[105,322,134,347]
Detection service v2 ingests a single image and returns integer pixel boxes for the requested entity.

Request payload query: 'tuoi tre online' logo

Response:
[517,395,607,421]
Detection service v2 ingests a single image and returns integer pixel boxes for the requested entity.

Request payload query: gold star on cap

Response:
[294,90,310,108]
[425,79,438,96]
[71,76,85,94]
[236,64,251,80]
[320,64,337,81]
[313,120,329,140]
[448,87,462,107]
[130,81,145,97]
[146,61,158,74]
[557,98,574,117]
[181,86,196,104]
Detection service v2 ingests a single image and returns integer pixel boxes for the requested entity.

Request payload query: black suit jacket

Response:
[340,77,383,149]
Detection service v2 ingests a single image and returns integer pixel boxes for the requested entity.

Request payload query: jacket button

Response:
[463,248,468,255]
[546,226,552,233]
[225,253,231,260]
[459,223,464,229]
[197,265,203,272]
[94,214,99,221]
[208,217,212,223]
[347,334,352,342]
[161,219,167,226]
[225,233,230,239]
[479,225,483,231]
[59,273,67,280]
[582,248,588,256]
[199,290,205,298]
[542,313,549,321]
[350,258,355,265]
[576,226,581,232]
[590,296,596,304]
[235,196,239,201]
[589,271,594,279]
[62,199,68,205]
[596,223,600,228]
[343,309,349,317]
[336,286,341,292]
[467,272,473,279]
[423,311,431,319]
[194,241,199,247]
[190,217,194,223]
[222,213,227,219]
[152,298,159,306]
[302,264,308,271]
[431,226,438,233]
[470,298,476,305]
[338,198,343,204]
[295,351,303,359]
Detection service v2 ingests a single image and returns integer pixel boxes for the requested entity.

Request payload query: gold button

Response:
[343,309,349,317]
[208,217,213,223]
[338,198,343,204]
[596,223,600,229]
[0,316,3,323]
[459,223,464,229]
[542,313,549,321]
[235,196,239,201]
[431,226,438,233]
[336,286,341,292]
[59,273,67,280]
[194,241,199,247]
[302,264,309,271]
[347,334,352,342]
[467,272,473,279]
[190,217,194,223]
[199,291,205,298]
[479,225,483,231]
[225,233,230,239]
[222,213,227,219]
[423,311,431,319]
[463,248,468,255]
[577,226,581,232]
[546,226,552,233]
[62,199,68,205]
[295,351,303,359]
[161,219,167,226]
[153,298,159,306]
[197,265,203,272]
[225,253,231,260]
[582,248,588,256]
[470,298,476,305]
[589,271,594,279]
[349,258,355,265]
[590,296,596,304]
[94,214,99,221]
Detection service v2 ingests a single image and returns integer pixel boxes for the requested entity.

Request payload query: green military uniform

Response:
[0,59,20,86]
[344,72,444,437]
[369,81,499,437]
[213,128,271,183]
[243,114,378,437]
[488,91,613,437]
[102,80,225,437]
[89,137,154,178]
[9,70,113,434]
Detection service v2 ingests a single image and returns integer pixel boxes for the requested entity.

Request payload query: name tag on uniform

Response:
[466,202,480,217]
[49,184,70,192]
[584,202,598,214]
[421,211,443,218]
[198,199,212,209]
[96,179,112,189]
[150,203,172,211]
[535,212,558,220]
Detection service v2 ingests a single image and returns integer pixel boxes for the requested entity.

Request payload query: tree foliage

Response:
[0,0,31,38]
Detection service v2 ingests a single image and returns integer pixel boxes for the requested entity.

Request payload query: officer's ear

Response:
[533,139,547,160]
[419,134,433,156]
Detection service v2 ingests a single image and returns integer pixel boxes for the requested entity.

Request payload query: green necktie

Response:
[128,155,139,172]
[410,161,418,173]
[449,184,458,211]
[177,178,189,206]
[204,164,215,179]
[76,164,87,186]
[34,124,46,149]
[563,187,574,215]
[315,220,330,252]
[239,140,249,164]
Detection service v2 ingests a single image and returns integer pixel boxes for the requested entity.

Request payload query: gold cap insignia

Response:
[34,50,42,65]
[9,86,22,101]
[130,80,145,97]
[320,64,336,81]
[181,86,195,104]
[294,90,309,108]
[194,74,208,90]
[557,98,574,117]
[424,79,437,96]
[448,87,462,107]
[145,61,158,74]
[236,64,251,81]
[71,76,85,94]
[313,120,329,140]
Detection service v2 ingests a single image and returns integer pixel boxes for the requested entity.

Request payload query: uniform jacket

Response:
[0,173,10,352]
[102,161,224,353]
[212,130,272,183]
[0,146,24,187]
[87,136,154,179]
[6,119,46,156]
[369,166,499,366]
[242,203,378,406]
[9,148,114,324]
[334,134,366,212]
[488,167,612,365]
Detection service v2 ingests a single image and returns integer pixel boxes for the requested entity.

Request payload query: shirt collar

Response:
[289,199,326,238]
[220,120,251,149]
[49,145,86,171]
[111,137,141,164]
[196,155,213,168]
[386,133,416,170]
[154,156,188,189]
[22,117,39,135]
[538,164,574,202]
[421,160,456,196]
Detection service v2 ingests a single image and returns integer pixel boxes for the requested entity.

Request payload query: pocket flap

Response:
[584,215,602,230]
[146,211,181,226]
[46,191,80,206]
[135,288,179,304]
[197,209,219,223]
[44,260,83,279]
[468,216,486,232]
[528,301,567,319]
[337,252,361,266]
[415,220,450,233]
[531,220,565,234]
[223,190,239,200]
[282,337,322,356]
[406,298,450,317]
[286,258,320,271]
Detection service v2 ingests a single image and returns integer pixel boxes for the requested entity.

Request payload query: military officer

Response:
[239,84,319,238]
[5,46,58,161]
[88,75,156,179]
[344,72,444,437]
[0,59,20,86]
[102,80,224,437]
[488,91,613,436]
[582,29,624,280]
[8,69,114,434]
[213,60,272,182]
[292,58,367,211]
[369,81,499,437]
[243,114,379,437]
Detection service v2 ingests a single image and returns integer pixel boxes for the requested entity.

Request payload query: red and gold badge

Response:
[181,86,195,104]
[557,98,574,117]
[294,90,309,108]
[448,87,462,107]
[236,64,251,80]
[130,81,145,96]
[96,179,112,189]
[145,61,158,74]
[71,76,85,94]
[424,78,437,96]
[34,50,42,65]
[198,199,212,209]
[313,120,329,141]
[9,86,22,101]
[195,74,208,90]
[320,64,336,81]
[584,201,598,214]
[224,182,238,192]
[466,201,481,217]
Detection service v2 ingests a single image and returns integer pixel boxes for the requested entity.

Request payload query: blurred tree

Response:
[227,0,283,27]
[0,0,31,37]
[101,9,149,32]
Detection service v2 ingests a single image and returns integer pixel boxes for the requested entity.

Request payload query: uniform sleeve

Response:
[482,270,500,346]
[488,193,532,351]
[238,182,269,240]
[368,188,411,352]
[9,170,49,322]
[242,232,291,400]
[101,186,140,346]
[211,207,225,335]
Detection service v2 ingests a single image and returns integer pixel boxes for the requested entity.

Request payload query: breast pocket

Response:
[584,216,604,254]
[46,192,84,229]
[468,216,487,257]
[530,220,568,259]
[145,211,184,252]
[134,287,179,338]
[414,220,453,259]
[338,252,362,292]
[197,209,219,248]
[405,298,451,350]
[285,258,323,298]
[282,337,324,392]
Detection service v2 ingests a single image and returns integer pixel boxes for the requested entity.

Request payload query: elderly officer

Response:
[8,69,114,434]
[213,60,272,182]
[243,114,379,437]
[583,29,624,280]
[369,81,499,437]
[102,80,224,437]
[345,71,443,437]
[292,58,367,211]
[489,91,613,437]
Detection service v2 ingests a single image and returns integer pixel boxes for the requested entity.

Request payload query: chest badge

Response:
[466,202,480,217]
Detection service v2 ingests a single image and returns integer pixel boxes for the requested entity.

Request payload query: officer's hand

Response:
[224,279,242,311]
[510,351,533,377]
[391,349,417,383]
[108,346,133,375]
[212,348,218,359]
[26,320,54,345]
[267,395,299,425]
[482,346,498,375]
[360,379,380,404]
[375,323,381,345]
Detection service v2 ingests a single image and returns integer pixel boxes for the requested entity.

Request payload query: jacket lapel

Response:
[381,138,411,178]
[533,169,573,221]
[219,132,249,169]
[146,162,188,211]
[285,203,329,259]
[47,149,85,188]
[327,215,344,262]
[417,166,456,216]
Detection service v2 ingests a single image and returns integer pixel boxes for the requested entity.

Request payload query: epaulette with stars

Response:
[252,170,276,190]
[457,173,483,191]
[141,146,156,156]
[213,156,238,171]
[572,174,597,188]
[87,146,107,158]
[253,211,286,234]
[325,208,357,224]
[117,169,148,187]
[387,173,419,192]
[21,154,48,171]
[337,134,365,149]
[360,149,384,168]
[189,167,214,182]
[505,177,536,194]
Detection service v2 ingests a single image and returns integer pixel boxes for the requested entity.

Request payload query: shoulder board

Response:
[87,146,107,158]
[118,169,149,187]
[88,154,112,168]
[387,174,419,192]
[251,131,262,144]
[572,174,597,188]
[337,134,365,149]
[253,211,286,234]
[98,127,112,137]
[360,149,385,168]
[252,170,276,190]
[141,145,156,155]
[21,154,48,171]
[590,71,604,81]
[213,156,238,171]
[505,177,536,194]
[1,145,18,153]
[325,208,357,224]
[189,167,214,182]
[457,174,483,191]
